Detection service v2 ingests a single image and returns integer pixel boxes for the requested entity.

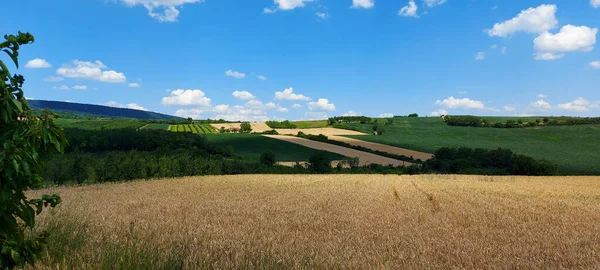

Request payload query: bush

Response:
[309,150,332,173]
[240,123,252,133]
[408,113,419,117]
[266,120,296,129]
[259,150,277,166]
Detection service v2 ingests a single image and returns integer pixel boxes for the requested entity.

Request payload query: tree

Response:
[0,32,67,268]
[408,113,419,117]
[240,122,252,133]
[259,150,276,166]
[308,150,332,173]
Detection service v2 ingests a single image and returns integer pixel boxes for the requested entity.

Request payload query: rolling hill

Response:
[28,100,180,120]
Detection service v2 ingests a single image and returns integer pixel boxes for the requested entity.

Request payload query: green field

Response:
[168,124,215,134]
[341,117,600,175]
[55,118,146,130]
[204,134,345,162]
[140,123,170,130]
[290,120,329,128]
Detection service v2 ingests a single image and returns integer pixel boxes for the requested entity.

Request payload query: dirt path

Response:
[328,135,433,161]
[264,135,413,167]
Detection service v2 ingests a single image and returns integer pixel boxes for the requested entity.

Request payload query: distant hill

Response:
[28,100,181,120]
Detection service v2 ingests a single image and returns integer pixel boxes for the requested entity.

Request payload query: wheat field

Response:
[30,175,600,269]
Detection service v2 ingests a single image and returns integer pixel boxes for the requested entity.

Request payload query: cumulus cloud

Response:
[435,97,485,109]
[308,98,336,111]
[56,60,126,83]
[232,91,256,100]
[475,52,485,60]
[315,12,328,19]
[589,61,600,68]
[277,107,289,113]
[115,0,202,22]
[175,108,205,119]
[225,69,246,79]
[128,83,141,88]
[504,105,516,112]
[529,100,552,111]
[488,5,557,37]
[257,75,267,80]
[592,0,600,8]
[423,0,446,7]
[105,101,147,111]
[430,109,448,116]
[537,94,547,98]
[161,89,211,106]
[351,0,374,9]
[557,97,594,112]
[72,85,88,90]
[25,58,51,68]
[303,111,329,120]
[501,47,507,54]
[379,113,394,118]
[274,87,311,101]
[44,76,64,82]
[533,25,598,60]
[292,104,302,109]
[399,1,418,18]
[342,110,360,117]
[52,85,69,90]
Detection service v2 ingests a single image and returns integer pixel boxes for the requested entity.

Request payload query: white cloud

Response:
[271,0,313,11]
[342,110,360,117]
[501,47,507,54]
[537,94,547,99]
[430,109,448,116]
[475,52,485,60]
[175,108,205,119]
[105,101,147,111]
[115,0,202,22]
[263,7,277,13]
[25,58,51,68]
[436,96,485,109]
[557,97,593,112]
[277,107,289,113]
[72,85,88,90]
[315,12,328,19]
[128,83,141,88]
[504,105,516,112]
[274,87,311,101]
[488,4,557,37]
[257,75,267,80]
[56,60,126,83]
[53,85,69,90]
[529,100,552,111]
[379,113,394,118]
[303,111,329,120]
[225,69,246,79]
[534,52,564,60]
[292,104,302,109]
[592,0,600,8]
[589,61,600,68]
[533,25,598,61]
[351,0,374,9]
[44,76,64,82]
[213,104,230,113]
[423,0,446,7]
[232,90,256,100]
[214,105,270,122]
[308,98,336,111]
[398,1,418,18]
[161,89,211,106]
[491,44,498,49]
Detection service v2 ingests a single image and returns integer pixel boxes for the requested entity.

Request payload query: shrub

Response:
[408,113,419,117]
[259,150,277,166]
[309,150,332,173]
[266,120,296,129]
[240,123,252,133]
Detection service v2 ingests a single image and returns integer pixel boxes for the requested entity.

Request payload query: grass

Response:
[140,123,170,130]
[290,120,329,128]
[204,134,345,162]
[342,117,600,175]
[168,124,215,134]
[55,118,146,130]
[31,175,600,269]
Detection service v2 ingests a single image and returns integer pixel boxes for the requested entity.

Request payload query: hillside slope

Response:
[29,100,179,120]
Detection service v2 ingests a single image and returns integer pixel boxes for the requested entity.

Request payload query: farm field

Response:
[290,120,329,128]
[204,134,345,162]
[54,118,146,130]
[31,175,600,269]
[264,135,413,166]
[341,117,600,175]
[140,123,170,130]
[169,124,216,134]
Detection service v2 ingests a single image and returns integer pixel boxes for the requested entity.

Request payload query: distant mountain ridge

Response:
[28,100,181,120]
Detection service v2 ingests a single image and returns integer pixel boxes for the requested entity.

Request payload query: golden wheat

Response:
[30,175,600,269]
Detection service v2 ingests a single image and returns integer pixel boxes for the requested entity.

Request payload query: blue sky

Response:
[3,0,600,120]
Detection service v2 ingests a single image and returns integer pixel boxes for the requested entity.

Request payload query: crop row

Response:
[168,124,216,134]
